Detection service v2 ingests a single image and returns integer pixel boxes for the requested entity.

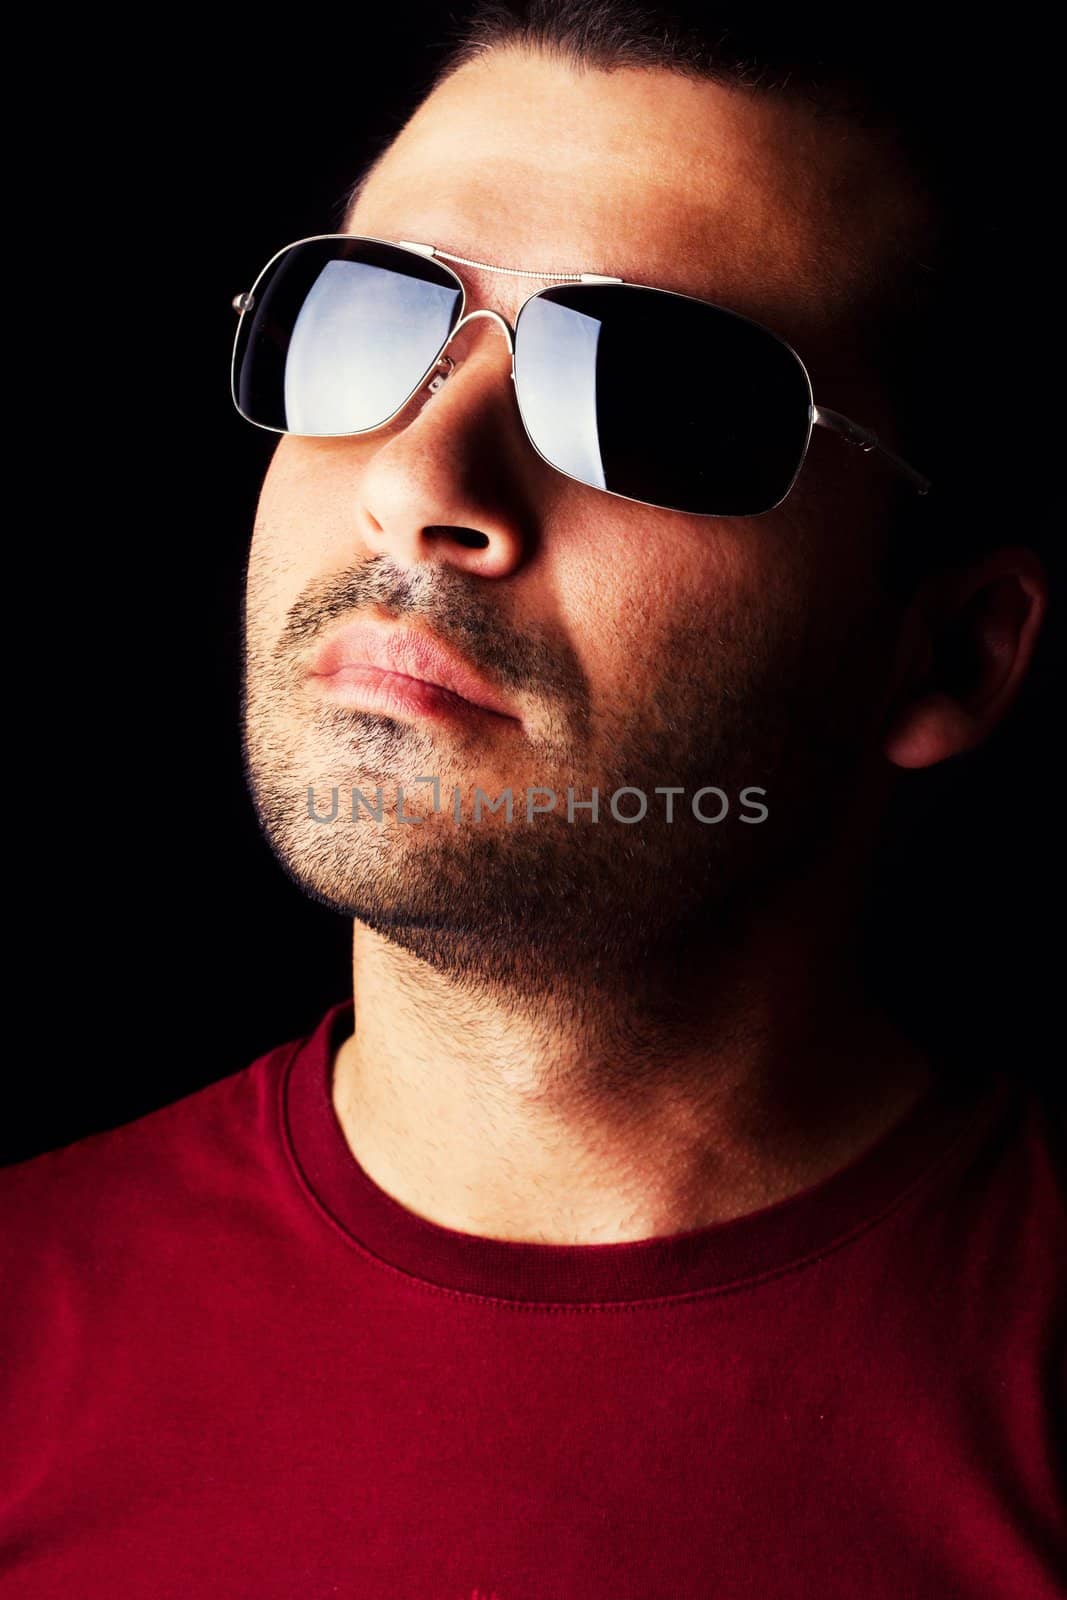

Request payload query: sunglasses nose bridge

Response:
[441,307,516,361]
[422,307,518,402]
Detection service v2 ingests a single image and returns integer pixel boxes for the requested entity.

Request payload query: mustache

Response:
[270,553,587,705]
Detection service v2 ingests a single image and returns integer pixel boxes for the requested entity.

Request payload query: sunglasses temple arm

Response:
[813,406,932,496]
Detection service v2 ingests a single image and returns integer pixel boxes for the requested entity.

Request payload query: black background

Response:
[6,15,1061,1165]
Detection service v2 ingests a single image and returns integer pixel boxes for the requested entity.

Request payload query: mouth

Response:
[304,619,523,726]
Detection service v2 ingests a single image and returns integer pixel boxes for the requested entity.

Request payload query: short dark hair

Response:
[362,4,1056,595]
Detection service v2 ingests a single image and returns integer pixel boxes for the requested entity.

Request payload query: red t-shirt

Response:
[2,999,1064,1599]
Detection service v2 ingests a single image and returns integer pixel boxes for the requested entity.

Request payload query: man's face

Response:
[242,48,930,993]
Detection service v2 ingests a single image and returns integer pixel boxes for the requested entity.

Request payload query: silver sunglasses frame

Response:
[230,231,932,518]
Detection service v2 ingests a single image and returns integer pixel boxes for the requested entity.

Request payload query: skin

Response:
[241,48,1047,1243]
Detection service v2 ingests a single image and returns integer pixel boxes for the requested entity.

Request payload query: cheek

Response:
[556,511,809,704]
[245,520,309,649]
[245,440,373,635]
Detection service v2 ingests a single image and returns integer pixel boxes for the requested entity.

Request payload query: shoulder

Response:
[984,1068,1065,1202]
[1003,1070,1066,1223]
[934,1064,1067,1305]
[0,1023,312,1260]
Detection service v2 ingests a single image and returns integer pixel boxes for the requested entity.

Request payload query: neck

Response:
[330,862,932,1245]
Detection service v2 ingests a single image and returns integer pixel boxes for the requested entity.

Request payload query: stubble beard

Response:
[241,562,889,1006]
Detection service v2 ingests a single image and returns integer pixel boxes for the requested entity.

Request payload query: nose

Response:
[354,309,535,580]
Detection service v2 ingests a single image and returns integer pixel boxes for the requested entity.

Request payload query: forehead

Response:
[345,48,930,350]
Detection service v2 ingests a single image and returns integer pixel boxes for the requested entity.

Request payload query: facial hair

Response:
[242,547,893,1006]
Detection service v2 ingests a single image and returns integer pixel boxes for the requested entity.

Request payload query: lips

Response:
[305,620,521,721]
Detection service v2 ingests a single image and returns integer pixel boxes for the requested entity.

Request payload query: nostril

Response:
[427,525,490,550]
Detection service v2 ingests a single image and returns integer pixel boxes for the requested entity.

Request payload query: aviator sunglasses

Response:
[230,233,932,518]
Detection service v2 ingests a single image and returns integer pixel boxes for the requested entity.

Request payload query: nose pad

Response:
[425,355,455,395]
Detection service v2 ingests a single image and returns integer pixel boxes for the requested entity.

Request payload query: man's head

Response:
[240,5,1048,999]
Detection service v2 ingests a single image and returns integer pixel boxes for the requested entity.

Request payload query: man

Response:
[2,7,1063,1598]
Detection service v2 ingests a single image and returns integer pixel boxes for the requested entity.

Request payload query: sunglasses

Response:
[230,232,932,519]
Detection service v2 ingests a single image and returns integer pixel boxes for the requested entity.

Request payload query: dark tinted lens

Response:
[232,238,463,434]
[513,284,813,515]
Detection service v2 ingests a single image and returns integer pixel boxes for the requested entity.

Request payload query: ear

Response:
[881,545,1048,770]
